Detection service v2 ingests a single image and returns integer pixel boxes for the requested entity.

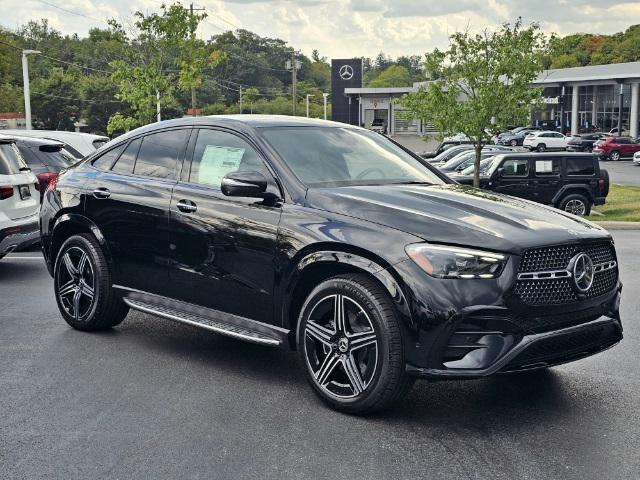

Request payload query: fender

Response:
[281,249,411,333]
[552,184,593,205]
[48,213,112,271]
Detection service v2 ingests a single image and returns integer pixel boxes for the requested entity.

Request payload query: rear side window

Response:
[0,143,27,174]
[133,130,187,179]
[501,158,529,176]
[535,158,560,176]
[566,157,595,176]
[112,139,141,174]
[92,144,125,170]
[36,147,76,168]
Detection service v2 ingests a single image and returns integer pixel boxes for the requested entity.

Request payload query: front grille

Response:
[515,241,618,306]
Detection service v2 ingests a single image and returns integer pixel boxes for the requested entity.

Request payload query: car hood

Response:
[305,183,610,254]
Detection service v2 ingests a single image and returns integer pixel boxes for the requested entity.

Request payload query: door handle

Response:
[176,199,197,213]
[93,187,111,199]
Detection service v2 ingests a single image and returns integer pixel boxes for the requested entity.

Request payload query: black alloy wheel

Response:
[54,234,129,331]
[298,274,413,414]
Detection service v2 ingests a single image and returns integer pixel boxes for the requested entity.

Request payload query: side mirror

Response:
[495,167,505,178]
[221,170,268,198]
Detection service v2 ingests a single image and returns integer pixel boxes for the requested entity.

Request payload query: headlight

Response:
[405,244,507,279]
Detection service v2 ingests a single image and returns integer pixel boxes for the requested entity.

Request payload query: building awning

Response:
[533,61,640,85]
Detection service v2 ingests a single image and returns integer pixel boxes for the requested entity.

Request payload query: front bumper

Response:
[0,214,40,255]
[407,315,622,379]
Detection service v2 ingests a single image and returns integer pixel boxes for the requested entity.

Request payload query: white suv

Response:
[523,131,568,152]
[0,139,40,259]
[634,150,640,165]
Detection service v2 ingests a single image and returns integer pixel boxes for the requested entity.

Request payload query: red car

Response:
[593,136,640,161]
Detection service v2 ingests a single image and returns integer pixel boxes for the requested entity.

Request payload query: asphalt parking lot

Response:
[1,231,639,480]
[599,159,640,186]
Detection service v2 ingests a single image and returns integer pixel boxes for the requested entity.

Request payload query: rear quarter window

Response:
[0,143,27,175]
[566,157,595,176]
[92,144,126,171]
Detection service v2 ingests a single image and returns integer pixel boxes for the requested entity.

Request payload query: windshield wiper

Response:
[390,181,435,186]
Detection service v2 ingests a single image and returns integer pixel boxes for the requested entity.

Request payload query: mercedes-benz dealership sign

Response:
[331,58,363,125]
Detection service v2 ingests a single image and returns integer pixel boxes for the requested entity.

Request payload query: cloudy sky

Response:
[1,0,639,58]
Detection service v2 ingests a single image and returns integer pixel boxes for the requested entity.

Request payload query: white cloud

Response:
[1,0,639,59]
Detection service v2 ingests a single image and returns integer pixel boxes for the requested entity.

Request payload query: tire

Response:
[54,233,129,331]
[536,143,546,152]
[558,193,592,217]
[510,139,518,147]
[609,150,621,161]
[297,274,413,414]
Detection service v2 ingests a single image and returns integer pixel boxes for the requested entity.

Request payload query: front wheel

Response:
[558,193,592,217]
[54,234,129,331]
[297,274,413,414]
[536,143,546,152]
[510,139,518,147]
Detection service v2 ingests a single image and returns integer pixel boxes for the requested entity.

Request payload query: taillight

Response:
[37,172,58,190]
[45,174,58,193]
[34,182,40,191]
[0,185,13,200]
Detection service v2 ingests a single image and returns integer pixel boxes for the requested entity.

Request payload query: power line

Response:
[31,0,106,24]
[31,91,124,104]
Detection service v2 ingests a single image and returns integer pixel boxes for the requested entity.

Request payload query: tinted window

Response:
[36,147,76,168]
[93,144,125,170]
[190,129,269,188]
[133,130,187,179]
[566,156,595,176]
[615,137,630,144]
[501,158,529,176]
[111,138,140,174]
[16,145,39,167]
[262,127,444,187]
[0,143,27,174]
[534,158,560,176]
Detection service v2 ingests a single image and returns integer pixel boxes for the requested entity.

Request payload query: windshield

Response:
[0,143,27,175]
[460,157,496,176]
[260,127,445,187]
[433,145,473,162]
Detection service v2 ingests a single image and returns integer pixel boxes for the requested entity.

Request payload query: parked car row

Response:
[0,130,106,259]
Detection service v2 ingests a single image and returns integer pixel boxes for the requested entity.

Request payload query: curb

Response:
[594,221,640,230]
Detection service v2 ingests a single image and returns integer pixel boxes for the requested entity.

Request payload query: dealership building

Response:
[331,59,640,138]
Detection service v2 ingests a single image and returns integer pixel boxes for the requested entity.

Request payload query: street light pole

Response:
[322,93,329,120]
[306,94,314,118]
[21,49,40,130]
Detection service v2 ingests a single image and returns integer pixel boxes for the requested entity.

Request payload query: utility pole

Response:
[322,93,329,120]
[239,85,243,114]
[291,50,297,115]
[306,94,314,118]
[189,3,205,116]
[21,49,40,130]
[156,90,161,122]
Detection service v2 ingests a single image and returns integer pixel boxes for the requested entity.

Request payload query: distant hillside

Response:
[547,24,640,69]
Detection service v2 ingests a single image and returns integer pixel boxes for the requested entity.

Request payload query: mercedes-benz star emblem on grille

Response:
[339,64,354,80]
[571,252,595,292]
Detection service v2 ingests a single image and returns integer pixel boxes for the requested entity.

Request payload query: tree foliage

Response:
[401,20,549,187]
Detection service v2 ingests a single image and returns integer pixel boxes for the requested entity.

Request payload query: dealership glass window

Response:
[501,158,529,176]
[566,157,595,176]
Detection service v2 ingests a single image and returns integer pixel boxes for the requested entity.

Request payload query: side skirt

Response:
[114,285,289,347]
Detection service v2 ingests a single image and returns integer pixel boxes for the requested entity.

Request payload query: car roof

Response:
[0,133,64,148]
[0,129,107,140]
[107,115,361,149]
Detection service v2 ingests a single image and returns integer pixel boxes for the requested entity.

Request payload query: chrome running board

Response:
[118,287,287,347]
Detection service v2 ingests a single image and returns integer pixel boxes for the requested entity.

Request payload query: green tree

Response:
[243,87,259,113]
[401,20,549,187]
[368,65,411,87]
[30,67,82,130]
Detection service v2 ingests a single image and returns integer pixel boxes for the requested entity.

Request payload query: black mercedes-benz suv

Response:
[40,116,623,414]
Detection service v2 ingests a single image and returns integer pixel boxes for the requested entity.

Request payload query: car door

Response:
[551,132,566,149]
[84,128,190,295]
[167,127,283,325]
[530,155,561,204]
[491,156,534,199]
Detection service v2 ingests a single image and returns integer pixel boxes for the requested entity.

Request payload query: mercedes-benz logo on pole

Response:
[339,64,354,80]
[570,252,595,292]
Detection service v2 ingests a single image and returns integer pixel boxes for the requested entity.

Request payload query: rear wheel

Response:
[558,193,591,217]
[536,143,546,152]
[297,274,413,414]
[609,150,621,161]
[510,139,518,147]
[54,234,128,331]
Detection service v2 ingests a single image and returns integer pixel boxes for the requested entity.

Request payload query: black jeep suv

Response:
[451,152,609,216]
[40,116,623,414]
